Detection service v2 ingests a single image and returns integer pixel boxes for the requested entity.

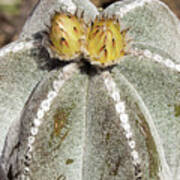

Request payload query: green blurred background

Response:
[0,0,179,48]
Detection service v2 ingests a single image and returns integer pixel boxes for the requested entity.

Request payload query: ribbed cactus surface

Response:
[0,0,180,180]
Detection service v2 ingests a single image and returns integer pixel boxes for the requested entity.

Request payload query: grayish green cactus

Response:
[0,0,180,179]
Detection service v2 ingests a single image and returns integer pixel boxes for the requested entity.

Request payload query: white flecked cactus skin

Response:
[0,0,180,179]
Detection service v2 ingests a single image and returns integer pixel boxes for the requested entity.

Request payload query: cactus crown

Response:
[46,12,127,67]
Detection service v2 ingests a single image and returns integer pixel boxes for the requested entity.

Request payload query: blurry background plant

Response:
[0,0,179,48]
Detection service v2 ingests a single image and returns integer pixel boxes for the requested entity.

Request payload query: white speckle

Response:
[126,131,133,139]
[40,99,51,112]
[122,123,131,132]
[24,167,30,174]
[53,80,64,92]
[31,127,38,136]
[153,54,162,63]
[27,144,33,152]
[115,102,125,113]
[47,91,57,100]
[164,59,175,69]
[28,136,35,145]
[175,64,180,72]
[129,140,136,149]
[33,118,41,127]
[143,49,152,59]
[111,91,120,102]
[37,109,44,119]
[131,150,139,161]
[120,113,129,124]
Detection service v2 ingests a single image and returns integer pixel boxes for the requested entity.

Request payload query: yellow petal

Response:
[86,18,126,66]
[49,13,85,60]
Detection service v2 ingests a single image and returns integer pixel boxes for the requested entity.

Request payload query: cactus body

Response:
[0,0,180,180]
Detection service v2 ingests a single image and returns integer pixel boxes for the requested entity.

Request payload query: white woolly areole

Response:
[115,102,125,113]
[129,140,136,149]
[102,71,142,172]
[31,127,38,136]
[131,48,180,73]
